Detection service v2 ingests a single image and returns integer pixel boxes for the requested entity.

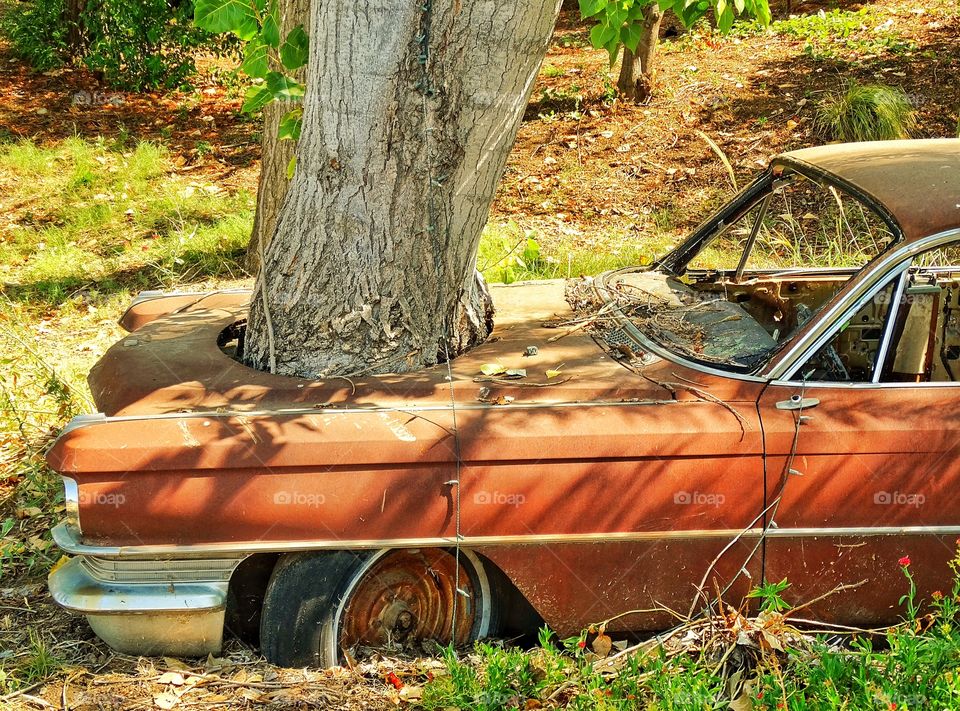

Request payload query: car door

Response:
[759,261,960,625]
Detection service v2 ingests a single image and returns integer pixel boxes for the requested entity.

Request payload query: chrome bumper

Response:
[49,522,245,657]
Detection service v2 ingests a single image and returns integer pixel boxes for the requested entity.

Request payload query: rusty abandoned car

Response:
[48,139,960,667]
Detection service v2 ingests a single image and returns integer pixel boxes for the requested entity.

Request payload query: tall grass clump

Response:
[815,81,916,142]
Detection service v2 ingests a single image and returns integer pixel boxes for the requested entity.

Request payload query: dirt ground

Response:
[1,0,959,707]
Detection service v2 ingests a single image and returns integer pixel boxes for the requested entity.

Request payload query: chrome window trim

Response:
[769,228,960,381]
[51,521,960,560]
[871,269,909,384]
[595,271,769,383]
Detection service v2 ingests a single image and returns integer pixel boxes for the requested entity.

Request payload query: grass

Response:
[478,221,668,284]
[731,7,918,60]
[815,81,916,142]
[0,137,253,309]
[422,557,960,710]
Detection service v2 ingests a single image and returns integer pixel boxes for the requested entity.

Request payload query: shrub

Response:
[2,0,69,71]
[814,81,916,142]
[4,0,237,90]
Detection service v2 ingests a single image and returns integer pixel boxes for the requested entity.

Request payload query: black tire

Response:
[260,548,498,667]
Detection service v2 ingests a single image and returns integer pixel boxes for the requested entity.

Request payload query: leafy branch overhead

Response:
[579,0,771,63]
[194,0,308,143]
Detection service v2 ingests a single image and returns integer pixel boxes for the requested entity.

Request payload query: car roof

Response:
[775,138,960,244]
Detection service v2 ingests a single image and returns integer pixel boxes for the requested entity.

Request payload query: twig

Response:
[329,375,356,395]
[784,580,868,618]
[0,681,45,703]
[636,365,749,437]
[255,238,276,374]
[472,376,573,387]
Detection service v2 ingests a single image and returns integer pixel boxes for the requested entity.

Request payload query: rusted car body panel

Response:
[47,139,960,654]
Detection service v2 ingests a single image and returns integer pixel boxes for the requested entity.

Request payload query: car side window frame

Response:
[770,228,960,388]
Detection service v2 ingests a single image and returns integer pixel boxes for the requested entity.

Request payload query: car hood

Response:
[88,279,760,417]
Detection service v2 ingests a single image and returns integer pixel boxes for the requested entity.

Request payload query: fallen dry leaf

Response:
[158,671,185,686]
[153,692,179,709]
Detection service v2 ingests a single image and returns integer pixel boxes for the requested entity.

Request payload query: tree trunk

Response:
[244,0,561,378]
[245,0,311,272]
[65,0,86,56]
[616,4,664,103]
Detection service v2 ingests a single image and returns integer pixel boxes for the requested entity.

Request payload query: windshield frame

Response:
[653,159,905,278]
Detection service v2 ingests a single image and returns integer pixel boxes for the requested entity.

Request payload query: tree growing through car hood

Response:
[197,0,768,379]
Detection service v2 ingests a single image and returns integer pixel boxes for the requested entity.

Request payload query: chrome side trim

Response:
[82,555,243,584]
[51,397,705,438]
[769,378,960,390]
[51,521,960,560]
[59,413,106,436]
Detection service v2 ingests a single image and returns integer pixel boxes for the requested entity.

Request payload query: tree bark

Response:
[244,0,561,378]
[65,0,86,56]
[616,4,664,103]
[245,0,311,272]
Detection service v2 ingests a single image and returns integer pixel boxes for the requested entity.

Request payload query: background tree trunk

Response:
[65,0,86,55]
[245,0,311,272]
[244,0,562,378]
[616,4,664,103]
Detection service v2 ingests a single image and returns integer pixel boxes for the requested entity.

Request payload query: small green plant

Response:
[541,63,564,79]
[815,81,916,142]
[195,141,216,159]
[747,577,792,613]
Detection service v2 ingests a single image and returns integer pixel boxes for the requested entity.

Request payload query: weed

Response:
[195,140,215,158]
[814,81,916,142]
[541,63,565,79]
[746,578,792,613]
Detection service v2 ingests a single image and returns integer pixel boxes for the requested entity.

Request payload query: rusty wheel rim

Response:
[339,549,478,653]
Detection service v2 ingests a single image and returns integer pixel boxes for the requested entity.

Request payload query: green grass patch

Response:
[478,222,668,284]
[728,8,917,59]
[0,137,253,308]
[424,558,960,710]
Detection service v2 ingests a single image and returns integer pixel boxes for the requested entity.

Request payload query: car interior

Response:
[607,169,960,383]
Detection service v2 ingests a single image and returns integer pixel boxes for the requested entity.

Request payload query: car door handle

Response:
[775,395,820,411]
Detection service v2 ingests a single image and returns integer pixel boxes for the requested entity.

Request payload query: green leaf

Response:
[286,155,297,179]
[266,71,305,101]
[194,0,258,40]
[279,25,309,71]
[621,22,643,52]
[261,9,281,47]
[240,36,269,79]
[589,21,617,50]
[578,0,607,18]
[278,108,302,140]
[241,83,273,113]
[717,4,734,32]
